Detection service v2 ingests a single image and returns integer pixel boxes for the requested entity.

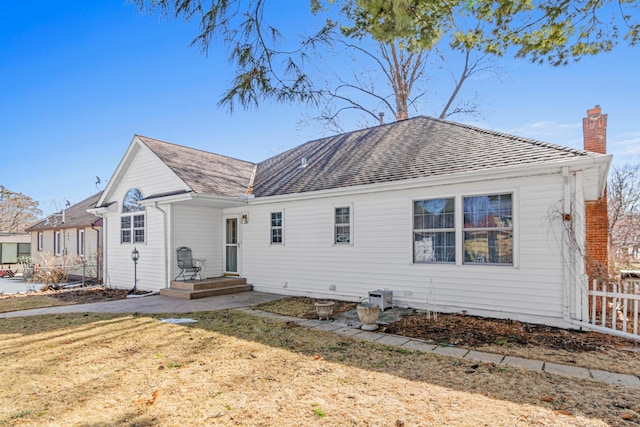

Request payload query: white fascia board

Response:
[248,156,612,205]
[96,136,142,207]
[568,154,611,200]
[140,192,248,208]
[86,206,109,216]
[139,192,196,205]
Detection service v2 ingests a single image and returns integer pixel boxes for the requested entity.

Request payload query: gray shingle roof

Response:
[27,192,103,231]
[252,116,600,197]
[137,135,256,198]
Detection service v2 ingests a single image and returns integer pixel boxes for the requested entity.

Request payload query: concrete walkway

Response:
[0,291,284,318]
[1,292,638,389]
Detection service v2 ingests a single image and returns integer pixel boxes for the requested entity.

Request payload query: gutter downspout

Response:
[101,213,108,287]
[90,220,101,284]
[561,166,572,322]
[154,202,169,288]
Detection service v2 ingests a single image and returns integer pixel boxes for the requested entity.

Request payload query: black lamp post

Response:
[129,247,139,294]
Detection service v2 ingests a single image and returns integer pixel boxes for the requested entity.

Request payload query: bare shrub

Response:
[28,252,82,290]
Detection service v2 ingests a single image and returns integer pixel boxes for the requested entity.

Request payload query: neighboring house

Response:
[0,232,31,274]
[26,192,103,282]
[91,109,611,329]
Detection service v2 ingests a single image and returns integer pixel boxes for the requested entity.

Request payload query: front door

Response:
[224,217,239,276]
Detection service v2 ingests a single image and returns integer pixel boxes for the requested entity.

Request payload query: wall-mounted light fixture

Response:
[241,213,248,224]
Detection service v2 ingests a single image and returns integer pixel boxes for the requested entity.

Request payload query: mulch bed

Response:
[381,312,639,353]
[50,287,130,303]
[0,286,130,304]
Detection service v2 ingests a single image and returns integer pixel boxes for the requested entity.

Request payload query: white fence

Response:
[588,276,640,341]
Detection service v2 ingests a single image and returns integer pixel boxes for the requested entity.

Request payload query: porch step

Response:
[159,277,253,300]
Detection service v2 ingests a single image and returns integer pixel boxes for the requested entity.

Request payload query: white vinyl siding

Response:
[104,206,165,290]
[232,171,572,327]
[172,205,224,280]
[102,140,191,290]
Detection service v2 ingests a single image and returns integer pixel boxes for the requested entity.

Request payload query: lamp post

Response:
[130,247,139,295]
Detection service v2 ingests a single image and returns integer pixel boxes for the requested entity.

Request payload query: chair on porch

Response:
[175,246,201,282]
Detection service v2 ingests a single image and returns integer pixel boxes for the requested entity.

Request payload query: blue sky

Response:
[2,1,638,216]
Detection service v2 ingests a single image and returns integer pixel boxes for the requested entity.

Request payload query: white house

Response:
[91,112,611,329]
[26,192,103,282]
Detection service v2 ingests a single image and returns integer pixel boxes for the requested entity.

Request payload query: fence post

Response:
[600,280,606,327]
[591,278,596,325]
[634,282,639,336]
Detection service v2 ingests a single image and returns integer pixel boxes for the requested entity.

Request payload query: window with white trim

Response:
[54,231,62,256]
[77,229,85,256]
[37,232,43,251]
[121,188,145,244]
[334,206,351,244]
[413,198,455,263]
[463,193,513,264]
[270,212,283,244]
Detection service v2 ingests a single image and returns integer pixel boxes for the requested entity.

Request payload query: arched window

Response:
[123,188,144,212]
[121,188,145,243]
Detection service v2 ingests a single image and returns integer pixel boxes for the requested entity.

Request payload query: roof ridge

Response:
[258,116,429,166]
[431,117,592,156]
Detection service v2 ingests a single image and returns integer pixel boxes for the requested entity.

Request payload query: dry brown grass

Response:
[0,294,74,313]
[255,297,640,377]
[1,310,639,426]
[0,287,128,314]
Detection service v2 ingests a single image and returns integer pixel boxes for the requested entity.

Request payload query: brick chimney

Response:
[583,105,608,281]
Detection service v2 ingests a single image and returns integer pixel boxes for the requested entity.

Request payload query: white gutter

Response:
[87,206,109,216]
[154,202,169,289]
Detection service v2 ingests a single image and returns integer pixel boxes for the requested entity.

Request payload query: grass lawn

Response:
[1,310,639,426]
[0,287,128,313]
[0,294,74,313]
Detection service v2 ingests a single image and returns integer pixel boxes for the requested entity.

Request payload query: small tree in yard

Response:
[608,164,640,270]
[0,186,42,232]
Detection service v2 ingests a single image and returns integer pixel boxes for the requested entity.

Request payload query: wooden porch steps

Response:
[159,277,253,300]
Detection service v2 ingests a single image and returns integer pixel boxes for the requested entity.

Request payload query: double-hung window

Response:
[121,188,145,244]
[37,232,43,251]
[54,231,62,256]
[77,229,85,256]
[413,198,455,263]
[463,193,513,264]
[270,212,283,244]
[334,206,351,244]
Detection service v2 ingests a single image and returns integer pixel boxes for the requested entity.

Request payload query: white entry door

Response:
[224,217,239,276]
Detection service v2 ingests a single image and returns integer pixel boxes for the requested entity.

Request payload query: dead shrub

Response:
[28,252,82,290]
